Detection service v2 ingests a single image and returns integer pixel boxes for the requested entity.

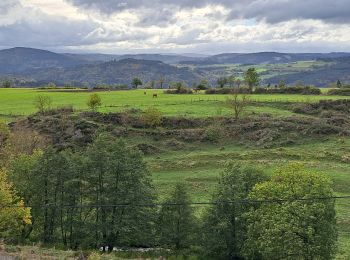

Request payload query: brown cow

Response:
[153,93,158,98]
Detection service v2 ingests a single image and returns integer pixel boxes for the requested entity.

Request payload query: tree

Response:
[0,169,31,240]
[87,93,102,111]
[236,79,242,88]
[196,79,209,90]
[158,183,196,249]
[132,78,143,89]
[34,95,52,113]
[217,77,228,88]
[84,135,156,247]
[47,82,57,88]
[244,163,337,260]
[2,80,11,88]
[202,163,266,259]
[227,90,250,119]
[244,68,260,91]
[278,79,286,89]
[141,107,163,128]
[337,79,342,88]
[227,75,236,88]
[159,76,165,89]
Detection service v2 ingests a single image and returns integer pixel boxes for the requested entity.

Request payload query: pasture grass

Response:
[0,88,348,121]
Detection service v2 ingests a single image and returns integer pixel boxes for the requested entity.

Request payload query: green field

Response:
[0,88,348,121]
[1,88,350,258]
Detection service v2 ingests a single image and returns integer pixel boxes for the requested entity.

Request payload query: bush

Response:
[205,88,250,94]
[255,86,321,95]
[203,126,223,143]
[328,88,350,96]
[87,93,102,111]
[164,87,193,94]
[141,107,163,128]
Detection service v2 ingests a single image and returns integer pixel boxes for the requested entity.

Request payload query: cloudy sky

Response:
[1,0,350,54]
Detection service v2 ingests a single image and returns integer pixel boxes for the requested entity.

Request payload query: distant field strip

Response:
[0,88,349,120]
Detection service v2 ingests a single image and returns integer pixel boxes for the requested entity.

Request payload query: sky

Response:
[0,0,350,54]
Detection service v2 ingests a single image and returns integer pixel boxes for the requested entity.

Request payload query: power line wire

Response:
[1,195,349,209]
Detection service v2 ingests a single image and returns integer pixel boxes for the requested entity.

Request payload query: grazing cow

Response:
[153,93,158,98]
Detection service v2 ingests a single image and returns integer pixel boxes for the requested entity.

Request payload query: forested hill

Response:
[25,58,202,86]
[267,57,350,86]
[180,52,350,65]
[0,47,86,73]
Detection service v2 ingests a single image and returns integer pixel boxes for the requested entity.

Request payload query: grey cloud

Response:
[136,8,176,27]
[66,0,350,24]
[0,1,100,48]
[228,0,350,24]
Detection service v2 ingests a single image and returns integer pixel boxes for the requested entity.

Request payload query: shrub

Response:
[164,87,193,94]
[205,88,251,95]
[254,86,321,95]
[34,95,52,113]
[87,93,102,111]
[203,126,223,143]
[141,107,163,128]
[328,88,350,96]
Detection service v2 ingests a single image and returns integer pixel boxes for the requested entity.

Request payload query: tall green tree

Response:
[2,80,11,88]
[132,78,143,89]
[84,134,156,247]
[244,163,337,260]
[244,68,260,91]
[217,77,228,88]
[337,79,342,88]
[158,183,196,249]
[228,75,236,88]
[201,163,266,259]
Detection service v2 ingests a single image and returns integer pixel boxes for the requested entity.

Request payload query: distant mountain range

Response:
[181,52,350,65]
[24,58,202,86]
[0,47,350,87]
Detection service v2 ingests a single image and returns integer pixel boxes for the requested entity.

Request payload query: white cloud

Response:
[0,0,349,53]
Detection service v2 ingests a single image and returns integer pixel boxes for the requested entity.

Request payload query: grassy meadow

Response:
[0,87,350,258]
[0,88,348,121]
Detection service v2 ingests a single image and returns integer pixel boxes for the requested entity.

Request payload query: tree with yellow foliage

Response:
[0,170,31,239]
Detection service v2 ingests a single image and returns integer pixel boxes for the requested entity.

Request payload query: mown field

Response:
[1,88,350,259]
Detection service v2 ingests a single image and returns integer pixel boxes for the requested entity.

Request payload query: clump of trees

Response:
[132,78,143,89]
[164,82,193,94]
[2,80,12,88]
[9,135,156,248]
